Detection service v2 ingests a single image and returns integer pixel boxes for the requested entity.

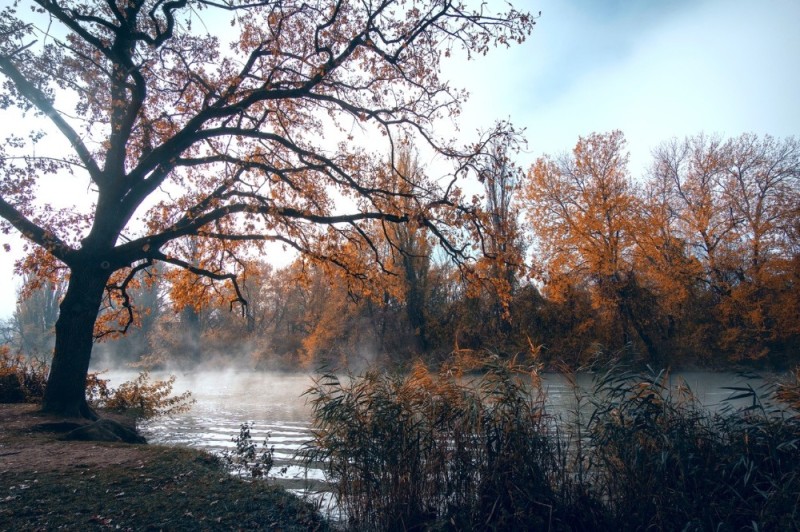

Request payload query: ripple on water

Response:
[109,369,774,505]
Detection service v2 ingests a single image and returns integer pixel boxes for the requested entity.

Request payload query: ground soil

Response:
[0,403,150,473]
[0,403,328,530]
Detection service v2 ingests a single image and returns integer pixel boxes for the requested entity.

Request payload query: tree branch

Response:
[97,258,155,339]
[0,196,75,263]
[151,250,248,315]
[0,55,103,185]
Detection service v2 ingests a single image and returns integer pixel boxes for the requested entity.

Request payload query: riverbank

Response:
[0,404,328,530]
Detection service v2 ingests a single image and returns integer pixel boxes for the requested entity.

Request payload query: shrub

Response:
[221,422,276,479]
[0,346,194,419]
[87,371,194,421]
[0,346,48,402]
[0,347,192,423]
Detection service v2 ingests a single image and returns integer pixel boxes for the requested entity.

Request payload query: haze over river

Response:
[103,369,775,497]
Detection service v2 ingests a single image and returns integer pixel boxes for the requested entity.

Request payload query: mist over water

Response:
[104,370,323,490]
[101,368,774,503]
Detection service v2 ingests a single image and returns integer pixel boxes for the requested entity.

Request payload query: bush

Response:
[87,370,194,421]
[0,347,192,423]
[0,346,48,402]
[221,422,277,479]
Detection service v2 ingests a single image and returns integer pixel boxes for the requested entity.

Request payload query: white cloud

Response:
[444,0,800,174]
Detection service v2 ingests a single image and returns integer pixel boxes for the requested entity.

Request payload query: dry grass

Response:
[303,357,800,531]
[0,404,328,531]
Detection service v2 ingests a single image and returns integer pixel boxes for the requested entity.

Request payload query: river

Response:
[101,369,776,508]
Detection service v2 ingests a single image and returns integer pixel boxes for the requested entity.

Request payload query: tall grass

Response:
[303,357,800,531]
[303,358,564,530]
[585,366,800,530]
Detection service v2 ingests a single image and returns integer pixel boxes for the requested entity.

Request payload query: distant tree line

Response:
[3,131,798,370]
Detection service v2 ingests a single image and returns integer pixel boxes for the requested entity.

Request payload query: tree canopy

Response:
[0,0,535,417]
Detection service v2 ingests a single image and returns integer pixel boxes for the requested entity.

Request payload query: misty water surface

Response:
[100,368,776,504]
[104,370,320,492]
[105,369,769,437]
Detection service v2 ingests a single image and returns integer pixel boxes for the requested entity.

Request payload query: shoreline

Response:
[0,403,328,530]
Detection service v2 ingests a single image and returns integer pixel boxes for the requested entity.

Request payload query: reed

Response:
[303,357,564,530]
[303,359,800,530]
[585,365,800,530]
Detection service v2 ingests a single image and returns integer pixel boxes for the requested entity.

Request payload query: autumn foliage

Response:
[4,128,798,373]
[520,131,799,367]
[0,1,797,400]
[0,0,535,416]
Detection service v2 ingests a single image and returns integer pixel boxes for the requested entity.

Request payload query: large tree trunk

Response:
[41,264,110,419]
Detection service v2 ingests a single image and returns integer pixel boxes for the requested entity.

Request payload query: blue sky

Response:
[1,0,798,318]
[444,0,800,173]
